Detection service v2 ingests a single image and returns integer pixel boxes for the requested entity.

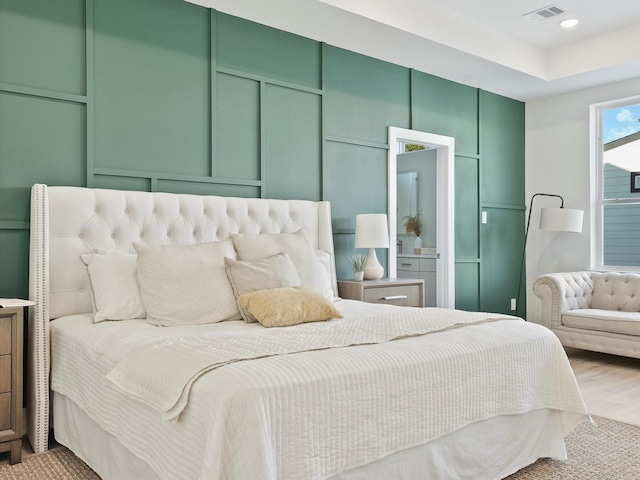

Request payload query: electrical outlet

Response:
[481,211,488,224]
[510,298,517,311]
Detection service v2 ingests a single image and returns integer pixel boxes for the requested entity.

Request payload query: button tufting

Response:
[153,209,157,214]
[111,234,115,238]
[125,209,129,214]
[79,234,84,238]
[79,288,84,292]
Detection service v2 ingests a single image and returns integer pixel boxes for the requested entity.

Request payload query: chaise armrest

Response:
[533,272,593,330]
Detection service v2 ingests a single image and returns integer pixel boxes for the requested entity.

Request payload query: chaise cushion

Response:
[562,309,640,336]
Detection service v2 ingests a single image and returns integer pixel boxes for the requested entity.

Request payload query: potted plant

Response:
[350,254,369,282]
[402,211,423,253]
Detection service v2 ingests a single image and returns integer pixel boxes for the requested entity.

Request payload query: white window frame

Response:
[590,94,640,272]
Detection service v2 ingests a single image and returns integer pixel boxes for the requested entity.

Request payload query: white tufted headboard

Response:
[27,184,337,453]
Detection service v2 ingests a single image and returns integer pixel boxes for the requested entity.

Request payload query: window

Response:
[593,97,640,269]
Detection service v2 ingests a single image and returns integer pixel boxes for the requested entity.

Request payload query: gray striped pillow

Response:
[133,240,241,326]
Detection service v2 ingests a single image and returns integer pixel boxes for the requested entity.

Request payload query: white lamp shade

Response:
[539,208,583,233]
[355,214,390,248]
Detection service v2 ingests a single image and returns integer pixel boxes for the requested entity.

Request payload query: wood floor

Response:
[2,346,639,466]
[564,347,640,426]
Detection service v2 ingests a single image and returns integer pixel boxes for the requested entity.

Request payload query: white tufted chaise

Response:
[533,271,640,359]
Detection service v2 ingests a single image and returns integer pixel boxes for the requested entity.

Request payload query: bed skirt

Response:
[53,392,572,480]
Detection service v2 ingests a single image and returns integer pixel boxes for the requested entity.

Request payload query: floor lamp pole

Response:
[516,193,564,319]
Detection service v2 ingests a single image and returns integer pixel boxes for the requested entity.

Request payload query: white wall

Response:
[524,77,640,323]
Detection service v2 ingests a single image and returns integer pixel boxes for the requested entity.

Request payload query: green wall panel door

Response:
[263,85,321,201]
[93,0,210,176]
[411,72,479,155]
[323,142,388,231]
[480,90,525,206]
[323,141,388,279]
[480,207,524,315]
[0,0,86,95]
[216,13,321,89]
[0,230,29,297]
[94,175,150,192]
[157,179,259,198]
[216,73,260,181]
[0,92,86,222]
[455,155,479,259]
[324,46,410,144]
[455,262,480,311]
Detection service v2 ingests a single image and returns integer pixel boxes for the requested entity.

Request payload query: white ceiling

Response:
[186,0,640,101]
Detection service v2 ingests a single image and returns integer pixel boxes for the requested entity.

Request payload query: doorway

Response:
[388,126,455,308]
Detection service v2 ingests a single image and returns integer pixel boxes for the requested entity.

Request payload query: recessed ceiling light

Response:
[560,18,579,28]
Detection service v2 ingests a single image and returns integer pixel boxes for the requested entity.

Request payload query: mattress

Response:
[50,300,588,480]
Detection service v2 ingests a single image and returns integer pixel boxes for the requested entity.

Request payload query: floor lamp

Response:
[516,193,583,318]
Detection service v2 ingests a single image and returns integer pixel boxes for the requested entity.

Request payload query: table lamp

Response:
[355,213,389,280]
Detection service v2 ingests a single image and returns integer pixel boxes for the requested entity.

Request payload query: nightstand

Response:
[0,302,30,465]
[338,278,425,307]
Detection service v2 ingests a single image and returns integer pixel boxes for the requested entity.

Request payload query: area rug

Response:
[506,415,640,479]
[1,416,638,479]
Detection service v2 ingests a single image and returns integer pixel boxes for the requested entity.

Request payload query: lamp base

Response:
[363,248,384,280]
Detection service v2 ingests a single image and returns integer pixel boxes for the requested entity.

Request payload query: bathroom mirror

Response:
[396,170,418,234]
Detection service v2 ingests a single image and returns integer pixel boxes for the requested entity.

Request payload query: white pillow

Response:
[224,252,302,323]
[80,252,146,323]
[133,240,241,326]
[231,230,334,300]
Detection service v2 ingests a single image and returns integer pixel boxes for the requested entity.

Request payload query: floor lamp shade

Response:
[355,214,389,280]
[539,208,583,233]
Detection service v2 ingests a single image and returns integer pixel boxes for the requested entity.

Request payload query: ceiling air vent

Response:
[524,4,567,21]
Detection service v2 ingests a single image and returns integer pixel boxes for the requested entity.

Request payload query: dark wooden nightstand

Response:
[0,304,28,464]
[338,278,425,307]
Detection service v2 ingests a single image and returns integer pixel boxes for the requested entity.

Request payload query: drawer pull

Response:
[400,263,412,266]
[382,295,408,300]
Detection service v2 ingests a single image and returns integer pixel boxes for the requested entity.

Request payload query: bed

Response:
[26,184,589,480]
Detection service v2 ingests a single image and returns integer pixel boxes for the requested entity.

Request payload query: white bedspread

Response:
[51,301,588,480]
[107,307,514,421]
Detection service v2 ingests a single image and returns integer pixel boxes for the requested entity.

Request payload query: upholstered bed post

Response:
[318,201,338,298]
[27,184,50,453]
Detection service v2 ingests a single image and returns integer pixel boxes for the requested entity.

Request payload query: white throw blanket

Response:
[107,308,514,421]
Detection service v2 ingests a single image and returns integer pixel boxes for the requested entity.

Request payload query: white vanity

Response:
[396,253,437,307]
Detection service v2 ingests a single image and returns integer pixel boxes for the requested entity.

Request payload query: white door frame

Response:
[388,126,455,308]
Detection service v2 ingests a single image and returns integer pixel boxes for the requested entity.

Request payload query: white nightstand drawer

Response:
[363,285,421,307]
[338,278,425,308]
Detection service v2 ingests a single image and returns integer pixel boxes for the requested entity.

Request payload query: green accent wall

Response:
[0,0,525,315]
[479,91,526,314]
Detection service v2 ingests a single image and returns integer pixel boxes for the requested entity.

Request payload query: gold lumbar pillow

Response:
[237,286,343,328]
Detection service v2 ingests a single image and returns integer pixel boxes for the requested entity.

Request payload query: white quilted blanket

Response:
[107,307,514,421]
[51,301,588,480]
